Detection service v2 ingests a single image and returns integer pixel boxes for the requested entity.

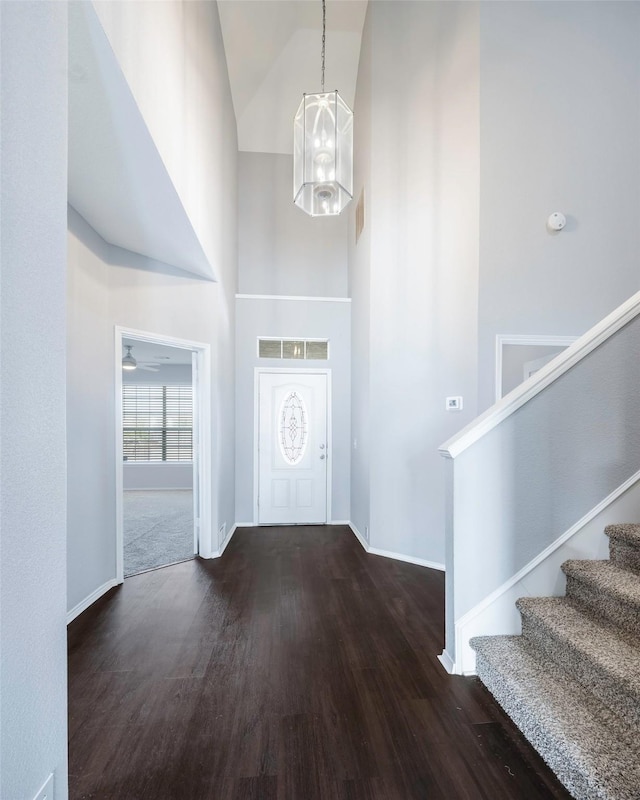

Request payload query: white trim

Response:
[440,289,640,458]
[369,546,445,572]
[234,521,255,528]
[67,579,119,624]
[494,334,578,403]
[209,523,237,558]
[32,773,54,800]
[123,487,192,492]
[115,328,125,583]
[330,520,351,525]
[349,522,369,551]
[348,524,445,571]
[114,326,213,574]
[193,345,213,558]
[237,293,351,303]
[453,467,640,675]
[254,368,332,526]
[437,650,455,674]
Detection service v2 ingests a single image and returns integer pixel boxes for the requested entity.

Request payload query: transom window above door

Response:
[257,338,329,360]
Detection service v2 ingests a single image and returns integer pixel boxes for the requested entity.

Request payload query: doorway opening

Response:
[115,327,212,580]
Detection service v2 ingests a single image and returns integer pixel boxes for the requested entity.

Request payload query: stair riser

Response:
[565,576,640,638]
[520,615,640,729]
[609,539,640,574]
[475,653,602,800]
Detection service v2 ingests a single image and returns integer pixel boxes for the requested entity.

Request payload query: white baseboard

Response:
[219,523,236,556]
[32,773,54,800]
[349,522,370,551]
[330,519,350,525]
[234,521,255,528]
[369,546,445,572]
[437,650,455,674]
[348,523,445,571]
[67,578,120,624]
[123,487,193,492]
[208,523,238,558]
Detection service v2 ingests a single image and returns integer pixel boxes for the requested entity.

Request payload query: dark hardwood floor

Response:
[68,525,572,800]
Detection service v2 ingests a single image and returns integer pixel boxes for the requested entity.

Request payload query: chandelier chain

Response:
[321,0,326,92]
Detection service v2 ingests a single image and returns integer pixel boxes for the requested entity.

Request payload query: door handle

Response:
[319,444,325,449]
[320,454,326,460]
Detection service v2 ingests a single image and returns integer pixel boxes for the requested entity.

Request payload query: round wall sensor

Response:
[547,212,566,231]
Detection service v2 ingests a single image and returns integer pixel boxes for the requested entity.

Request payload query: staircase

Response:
[471,524,640,800]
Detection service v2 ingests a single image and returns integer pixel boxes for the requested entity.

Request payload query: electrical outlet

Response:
[33,774,54,800]
[219,523,226,542]
[365,525,369,540]
[446,396,463,411]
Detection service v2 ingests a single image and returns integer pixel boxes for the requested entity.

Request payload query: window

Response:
[279,391,308,464]
[257,338,329,360]
[123,385,192,461]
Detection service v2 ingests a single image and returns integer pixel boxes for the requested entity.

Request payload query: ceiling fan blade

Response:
[138,365,159,372]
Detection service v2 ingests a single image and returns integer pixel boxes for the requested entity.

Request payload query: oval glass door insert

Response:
[279,391,308,465]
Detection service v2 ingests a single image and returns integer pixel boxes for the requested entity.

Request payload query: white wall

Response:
[93,0,236,283]
[478,1,640,410]
[67,0,237,612]
[122,363,192,385]
[1,3,69,798]
[67,211,116,614]
[350,1,480,564]
[235,297,351,523]
[348,8,372,544]
[238,152,349,298]
[123,463,193,490]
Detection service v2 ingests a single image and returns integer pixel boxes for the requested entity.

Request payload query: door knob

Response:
[319,444,325,449]
[320,454,326,460]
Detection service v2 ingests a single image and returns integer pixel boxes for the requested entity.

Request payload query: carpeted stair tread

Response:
[562,560,640,611]
[605,524,640,574]
[517,596,640,727]
[471,634,640,800]
[605,523,640,548]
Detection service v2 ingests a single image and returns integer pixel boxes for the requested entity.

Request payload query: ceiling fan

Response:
[122,345,160,372]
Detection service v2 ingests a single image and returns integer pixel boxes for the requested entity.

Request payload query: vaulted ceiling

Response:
[218,0,367,154]
[67,1,367,280]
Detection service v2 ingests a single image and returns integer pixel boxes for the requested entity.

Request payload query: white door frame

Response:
[495,334,578,402]
[115,326,213,583]
[254,367,332,525]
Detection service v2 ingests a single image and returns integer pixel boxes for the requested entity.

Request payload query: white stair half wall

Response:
[439,289,640,675]
[450,470,640,675]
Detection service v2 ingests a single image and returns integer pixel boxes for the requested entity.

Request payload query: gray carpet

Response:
[123,490,194,577]
[471,523,640,800]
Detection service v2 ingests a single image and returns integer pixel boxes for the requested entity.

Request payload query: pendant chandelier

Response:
[293,0,353,217]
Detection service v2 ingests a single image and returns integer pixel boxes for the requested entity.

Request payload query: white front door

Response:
[258,372,328,524]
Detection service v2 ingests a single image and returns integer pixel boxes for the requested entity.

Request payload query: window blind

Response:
[123,385,193,462]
